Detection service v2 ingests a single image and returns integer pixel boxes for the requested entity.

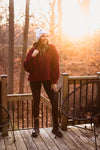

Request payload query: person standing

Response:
[23,27,63,138]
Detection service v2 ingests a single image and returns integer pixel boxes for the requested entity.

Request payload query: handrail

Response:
[69,75,98,79]
[7,93,51,108]
[68,76,99,84]
[68,75,98,80]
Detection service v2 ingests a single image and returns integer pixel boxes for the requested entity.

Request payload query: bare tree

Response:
[8,0,14,93]
[0,1,8,74]
[19,0,30,93]
[49,0,56,42]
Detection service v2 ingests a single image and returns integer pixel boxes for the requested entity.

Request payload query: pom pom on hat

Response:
[35,27,48,41]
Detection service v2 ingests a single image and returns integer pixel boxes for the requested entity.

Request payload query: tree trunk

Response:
[19,0,30,93]
[8,0,14,94]
[49,0,56,42]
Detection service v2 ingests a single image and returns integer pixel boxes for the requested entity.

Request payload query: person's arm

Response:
[50,45,60,92]
[23,48,39,73]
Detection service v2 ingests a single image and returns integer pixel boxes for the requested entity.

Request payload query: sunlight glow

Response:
[12,0,100,41]
[89,0,100,35]
[62,0,88,41]
[14,0,26,11]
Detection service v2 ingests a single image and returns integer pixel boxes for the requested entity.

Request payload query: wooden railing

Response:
[0,75,53,129]
[61,72,100,130]
[0,72,100,131]
[7,93,52,129]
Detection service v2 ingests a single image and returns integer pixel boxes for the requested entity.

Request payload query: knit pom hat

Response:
[35,27,48,41]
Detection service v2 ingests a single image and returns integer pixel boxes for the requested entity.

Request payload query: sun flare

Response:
[62,0,89,41]
[12,0,100,41]
[14,0,26,10]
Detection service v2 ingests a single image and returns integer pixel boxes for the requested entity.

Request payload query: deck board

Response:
[14,130,27,150]
[4,131,16,150]
[1,126,100,150]
[62,130,80,150]
[45,127,70,150]
[39,128,59,150]
[0,136,5,150]
[65,128,88,150]
[20,130,38,150]
[28,129,48,150]
[71,127,94,150]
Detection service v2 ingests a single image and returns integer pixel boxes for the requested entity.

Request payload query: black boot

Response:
[52,112,63,138]
[52,123,63,138]
[32,118,39,137]
[52,127,63,138]
[32,128,39,137]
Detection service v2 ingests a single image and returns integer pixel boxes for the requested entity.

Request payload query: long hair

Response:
[33,39,49,56]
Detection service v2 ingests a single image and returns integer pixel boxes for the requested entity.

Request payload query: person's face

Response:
[40,33,48,45]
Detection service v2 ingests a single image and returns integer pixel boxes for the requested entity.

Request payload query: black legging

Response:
[30,80,58,129]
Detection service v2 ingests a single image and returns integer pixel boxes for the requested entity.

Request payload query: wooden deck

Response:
[0,126,100,150]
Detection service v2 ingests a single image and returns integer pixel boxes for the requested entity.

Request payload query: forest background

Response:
[0,0,100,96]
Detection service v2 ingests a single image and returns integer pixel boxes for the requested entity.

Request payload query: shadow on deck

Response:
[1,126,100,150]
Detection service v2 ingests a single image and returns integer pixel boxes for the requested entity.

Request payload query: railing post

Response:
[0,78,1,104]
[1,74,8,136]
[1,75,8,108]
[0,78,1,132]
[61,73,69,131]
[97,72,100,78]
[96,72,100,107]
[96,72,100,126]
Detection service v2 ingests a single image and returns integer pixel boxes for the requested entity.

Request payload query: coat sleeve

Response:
[23,48,37,73]
[50,45,60,84]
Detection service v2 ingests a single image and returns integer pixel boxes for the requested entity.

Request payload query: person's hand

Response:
[32,50,39,57]
[51,84,58,92]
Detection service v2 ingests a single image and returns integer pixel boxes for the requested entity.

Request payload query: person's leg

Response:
[30,81,41,137]
[43,80,63,137]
